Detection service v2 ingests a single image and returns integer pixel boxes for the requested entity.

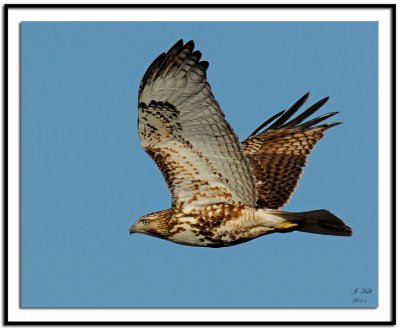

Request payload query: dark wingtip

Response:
[300,91,311,103]
[185,40,195,48]
[199,61,209,70]
[175,39,184,47]
[298,112,341,130]
[268,92,313,130]
[337,224,353,237]
[248,109,286,137]
[308,96,330,111]
[246,92,340,139]
[326,121,343,128]
[319,96,330,105]
[281,95,332,129]
[191,50,202,60]
[139,39,194,96]
[165,39,185,57]
[346,226,353,237]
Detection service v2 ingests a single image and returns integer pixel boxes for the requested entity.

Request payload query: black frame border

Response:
[3,3,396,326]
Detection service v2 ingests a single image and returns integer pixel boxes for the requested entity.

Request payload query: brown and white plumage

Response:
[242,92,341,209]
[130,40,352,248]
[138,40,256,211]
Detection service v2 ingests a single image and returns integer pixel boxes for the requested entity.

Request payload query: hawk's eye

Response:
[142,219,150,226]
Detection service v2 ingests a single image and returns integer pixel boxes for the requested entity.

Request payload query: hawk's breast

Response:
[167,204,256,247]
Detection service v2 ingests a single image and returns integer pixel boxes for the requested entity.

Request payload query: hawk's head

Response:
[129,209,172,238]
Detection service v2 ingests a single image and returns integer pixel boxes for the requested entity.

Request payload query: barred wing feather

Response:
[138,40,257,211]
[242,93,341,209]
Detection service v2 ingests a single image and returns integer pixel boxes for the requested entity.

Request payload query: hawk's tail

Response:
[274,209,352,236]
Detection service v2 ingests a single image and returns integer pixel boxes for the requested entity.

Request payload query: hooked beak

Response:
[129,225,136,235]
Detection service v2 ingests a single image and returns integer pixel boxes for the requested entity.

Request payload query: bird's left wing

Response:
[242,93,341,209]
[138,40,256,211]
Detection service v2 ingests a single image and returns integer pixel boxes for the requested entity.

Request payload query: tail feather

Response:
[276,209,352,236]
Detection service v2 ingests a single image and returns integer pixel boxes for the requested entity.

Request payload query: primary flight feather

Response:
[130,39,351,247]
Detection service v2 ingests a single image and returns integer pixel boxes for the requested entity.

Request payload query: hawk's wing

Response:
[242,93,341,209]
[138,40,256,211]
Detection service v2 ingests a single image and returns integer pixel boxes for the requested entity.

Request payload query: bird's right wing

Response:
[242,93,341,209]
[138,40,257,211]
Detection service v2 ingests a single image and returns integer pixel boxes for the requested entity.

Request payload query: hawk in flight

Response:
[129,40,352,247]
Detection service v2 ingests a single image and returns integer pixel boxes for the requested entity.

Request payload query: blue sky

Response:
[21,22,378,308]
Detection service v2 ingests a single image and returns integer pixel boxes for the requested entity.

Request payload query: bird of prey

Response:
[129,39,352,247]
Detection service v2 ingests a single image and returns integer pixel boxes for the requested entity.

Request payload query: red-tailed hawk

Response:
[129,40,352,247]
